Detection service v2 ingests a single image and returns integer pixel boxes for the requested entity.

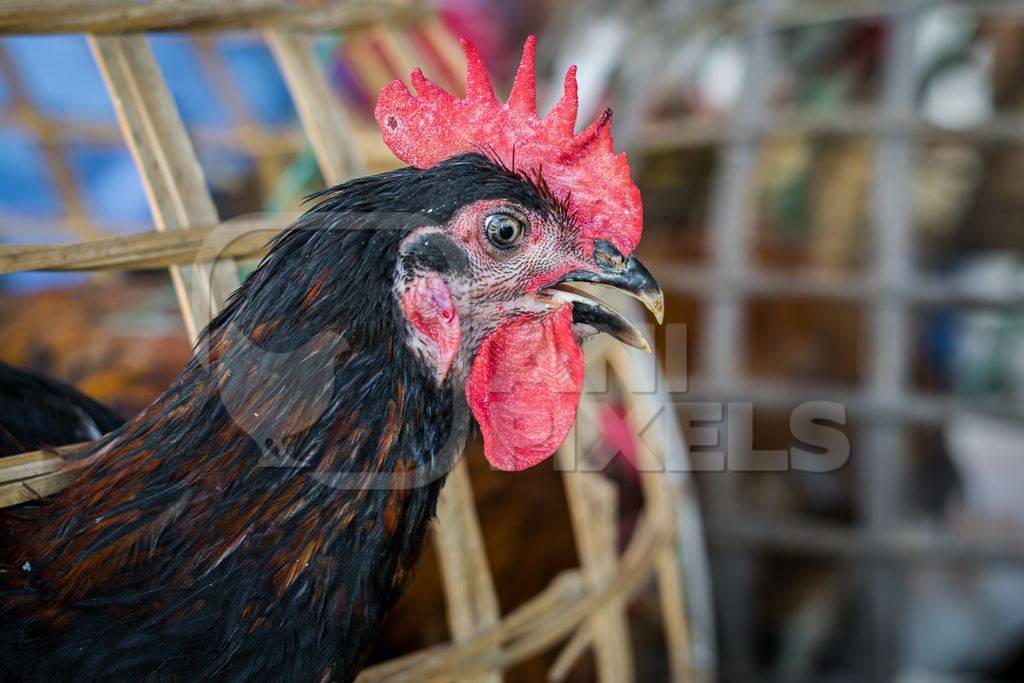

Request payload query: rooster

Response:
[0,37,662,681]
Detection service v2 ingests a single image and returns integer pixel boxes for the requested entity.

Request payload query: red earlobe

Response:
[401,275,461,382]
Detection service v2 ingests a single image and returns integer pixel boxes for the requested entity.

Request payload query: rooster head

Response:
[375,36,662,471]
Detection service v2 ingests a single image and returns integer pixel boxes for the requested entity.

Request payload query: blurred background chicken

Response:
[0,360,123,457]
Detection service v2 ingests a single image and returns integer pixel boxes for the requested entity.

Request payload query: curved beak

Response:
[561,240,664,324]
[540,240,664,352]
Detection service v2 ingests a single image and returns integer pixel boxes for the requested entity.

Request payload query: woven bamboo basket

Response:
[0,2,712,680]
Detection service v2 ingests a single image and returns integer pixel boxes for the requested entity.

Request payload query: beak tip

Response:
[644,290,665,325]
[618,329,651,356]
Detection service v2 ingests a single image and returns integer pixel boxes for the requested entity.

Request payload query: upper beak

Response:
[540,240,664,352]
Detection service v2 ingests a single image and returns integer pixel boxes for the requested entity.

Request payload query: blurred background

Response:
[3,1,1024,681]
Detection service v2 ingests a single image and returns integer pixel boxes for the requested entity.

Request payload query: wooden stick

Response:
[419,16,465,94]
[342,27,402,94]
[193,35,285,197]
[608,341,697,681]
[372,24,422,82]
[357,516,664,682]
[0,45,102,240]
[90,33,241,339]
[546,620,592,681]
[0,454,66,485]
[0,470,77,508]
[267,30,366,184]
[0,0,428,35]
[641,107,1024,148]
[557,442,636,682]
[432,460,502,683]
[0,443,91,508]
[0,219,279,275]
[0,104,389,175]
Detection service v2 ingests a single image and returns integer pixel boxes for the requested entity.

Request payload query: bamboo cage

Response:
[0,2,711,681]
[534,0,1024,679]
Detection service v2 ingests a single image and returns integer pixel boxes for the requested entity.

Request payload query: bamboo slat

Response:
[0,106,396,174]
[342,28,403,94]
[0,453,65,484]
[0,219,278,275]
[0,470,76,508]
[641,108,1024,149]
[0,0,427,35]
[372,25,422,83]
[0,107,299,150]
[0,45,101,240]
[433,461,502,683]
[557,440,636,682]
[267,30,367,184]
[357,516,664,683]
[608,339,703,681]
[547,627,592,682]
[0,448,71,508]
[9,229,1024,311]
[90,33,241,339]
[17,1,1022,57]
[419,15,466,93]
[193,36,285,196]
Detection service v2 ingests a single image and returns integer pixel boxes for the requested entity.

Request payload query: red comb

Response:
[375,36,642,256]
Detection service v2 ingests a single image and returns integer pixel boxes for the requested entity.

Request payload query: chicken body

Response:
[0,362,124,457]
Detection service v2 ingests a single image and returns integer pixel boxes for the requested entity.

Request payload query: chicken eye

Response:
[484,213,526,250]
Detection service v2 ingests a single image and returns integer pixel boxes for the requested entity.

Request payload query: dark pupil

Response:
[488,214,521,247]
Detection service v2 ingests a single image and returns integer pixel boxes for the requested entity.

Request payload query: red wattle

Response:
[465,306,584,471]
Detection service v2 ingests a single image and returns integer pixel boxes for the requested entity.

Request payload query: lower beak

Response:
[541,240,664,352]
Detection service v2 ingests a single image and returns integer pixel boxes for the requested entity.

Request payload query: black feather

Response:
[0,362,124,457]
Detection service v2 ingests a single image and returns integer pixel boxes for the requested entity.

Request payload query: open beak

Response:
[540,240,664,352]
